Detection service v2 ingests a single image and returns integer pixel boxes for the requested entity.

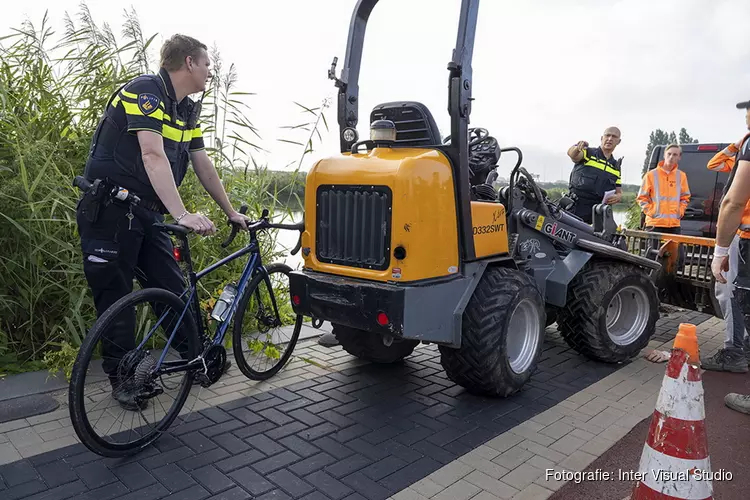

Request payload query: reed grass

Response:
[0,3,328,376]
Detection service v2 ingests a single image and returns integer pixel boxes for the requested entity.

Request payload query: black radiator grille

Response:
[316,185,392,270]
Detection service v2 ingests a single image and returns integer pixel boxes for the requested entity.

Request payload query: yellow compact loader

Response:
[288,0,662,397]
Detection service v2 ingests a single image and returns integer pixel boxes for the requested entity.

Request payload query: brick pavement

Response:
[0,310,718,500]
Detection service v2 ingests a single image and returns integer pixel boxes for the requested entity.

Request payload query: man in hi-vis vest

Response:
[711,97,750,415]
[637,143,691,234]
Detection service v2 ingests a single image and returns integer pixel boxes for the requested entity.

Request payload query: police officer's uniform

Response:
[568,146,622,223]
[77,68,203,396]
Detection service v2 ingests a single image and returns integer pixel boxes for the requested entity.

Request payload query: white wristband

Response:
[714,245,729,257]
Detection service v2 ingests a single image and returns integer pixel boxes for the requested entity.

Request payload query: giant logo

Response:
[542,221,576,243]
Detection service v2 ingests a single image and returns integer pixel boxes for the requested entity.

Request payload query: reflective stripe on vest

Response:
[582,150,621,179]
[648,169,688,219]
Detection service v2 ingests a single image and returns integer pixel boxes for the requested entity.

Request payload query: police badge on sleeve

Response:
[138,93,160,115]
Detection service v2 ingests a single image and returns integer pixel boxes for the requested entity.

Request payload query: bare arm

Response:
[715,160,750,247]
[191,149,250,230]
[137,130,187,218]
[136,130,216,235]
[567,141,587,162]
[190,149,234,215]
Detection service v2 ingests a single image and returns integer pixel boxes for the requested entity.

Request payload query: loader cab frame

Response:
[328,0,480,263]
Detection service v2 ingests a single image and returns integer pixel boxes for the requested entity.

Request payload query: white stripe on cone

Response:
[654,362,705,422]
[637,443,713,499]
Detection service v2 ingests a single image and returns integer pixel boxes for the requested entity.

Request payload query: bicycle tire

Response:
[69,288,200,458]
[232,262,303,380]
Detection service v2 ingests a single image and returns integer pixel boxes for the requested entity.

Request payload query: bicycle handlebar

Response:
[221,204,305,255]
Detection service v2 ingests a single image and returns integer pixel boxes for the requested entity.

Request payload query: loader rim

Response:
[606,285,650,346]
[507,298,542,374]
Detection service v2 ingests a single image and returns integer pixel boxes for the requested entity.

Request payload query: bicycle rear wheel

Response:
[69,288,200,457]
[232,262,303,380]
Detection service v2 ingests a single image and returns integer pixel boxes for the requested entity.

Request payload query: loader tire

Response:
[558,260,659,363]
[439,267,545,397]
[332,324,418,363]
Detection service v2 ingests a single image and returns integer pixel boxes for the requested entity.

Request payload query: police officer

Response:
[77,34,249,410]
[566,126,624,223]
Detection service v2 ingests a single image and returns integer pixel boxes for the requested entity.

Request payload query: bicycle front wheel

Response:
[232,262,303,380]
[69,288,200,457]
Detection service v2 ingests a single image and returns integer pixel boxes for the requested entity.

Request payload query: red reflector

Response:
[697,145,719,151]
[377,312,389,326]
[173,247,181,261]
[292,295,301,306]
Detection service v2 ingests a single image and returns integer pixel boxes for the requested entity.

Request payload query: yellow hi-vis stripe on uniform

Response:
[121,100,164,120]
[120,89,165,109]
[162,123,193,143]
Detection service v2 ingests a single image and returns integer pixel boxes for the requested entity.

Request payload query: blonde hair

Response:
[664,143,682,153]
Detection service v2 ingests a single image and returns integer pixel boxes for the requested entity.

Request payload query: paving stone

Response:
[391,488,431,500]
[253,451,302,475]
[268,469,315,498]
[501,463,545,491]
[431,479,481,500]
[229,466,275,496]
[215,449,266,474]
[457,453,509,480]
[36,460,77,488]
[429,461,474,488]
[465,470,519,499]
[207,486,251,499]
[492,444,535,470]
[558,450,597,472]
[303,471,353,500]
[110,462,157,491]
[257,490,293,500]
[192,465,234,495]
[410,477,445,498]
[340,471,391,500]
[0,324,652,500]
[510,483,553,500]
[152,463,197,492]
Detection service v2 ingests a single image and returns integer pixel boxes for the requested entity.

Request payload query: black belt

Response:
[137,197,167,214]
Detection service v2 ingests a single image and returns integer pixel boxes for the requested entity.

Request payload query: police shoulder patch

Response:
[138,93,160,115]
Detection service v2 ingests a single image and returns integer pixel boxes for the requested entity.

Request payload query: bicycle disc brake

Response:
[195,345,227,388]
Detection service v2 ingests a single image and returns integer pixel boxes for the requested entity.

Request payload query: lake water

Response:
[271,208,630,268]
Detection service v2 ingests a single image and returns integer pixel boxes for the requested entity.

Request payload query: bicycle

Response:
[68,176,306,457]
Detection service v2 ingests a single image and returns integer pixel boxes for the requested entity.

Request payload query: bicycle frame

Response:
[134,229,283,377]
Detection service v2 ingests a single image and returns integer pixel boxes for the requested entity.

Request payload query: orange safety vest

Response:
[707,133,750,238]
[637,161,691,228]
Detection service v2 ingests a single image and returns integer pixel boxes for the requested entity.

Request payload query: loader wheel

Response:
[558,261,658,363]
[439,267,545,397]
[332,324,418,363]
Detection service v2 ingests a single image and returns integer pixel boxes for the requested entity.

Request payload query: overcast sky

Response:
[4,0,750,185]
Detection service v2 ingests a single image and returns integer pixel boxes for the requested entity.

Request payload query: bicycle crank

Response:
[195,345,227,388]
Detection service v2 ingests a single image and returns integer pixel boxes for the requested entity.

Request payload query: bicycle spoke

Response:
[233,264,302,380]
[71,289,198,452]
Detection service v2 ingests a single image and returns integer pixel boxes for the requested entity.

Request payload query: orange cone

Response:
[630,323,713,500]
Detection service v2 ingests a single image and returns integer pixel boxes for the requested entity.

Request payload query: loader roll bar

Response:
[330,0,480,262]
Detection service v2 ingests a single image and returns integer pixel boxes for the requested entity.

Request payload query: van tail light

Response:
[697,145,719,151]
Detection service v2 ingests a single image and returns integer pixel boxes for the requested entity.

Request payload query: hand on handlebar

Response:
[177,213,217,236]
[227,209,251,231]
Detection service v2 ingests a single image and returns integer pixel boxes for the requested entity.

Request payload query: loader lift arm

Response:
[329,0,480,263]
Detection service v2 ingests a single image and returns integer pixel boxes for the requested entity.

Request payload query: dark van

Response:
[641,143,732,238]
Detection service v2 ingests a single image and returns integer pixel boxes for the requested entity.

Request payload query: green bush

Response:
[0,5,325,376]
